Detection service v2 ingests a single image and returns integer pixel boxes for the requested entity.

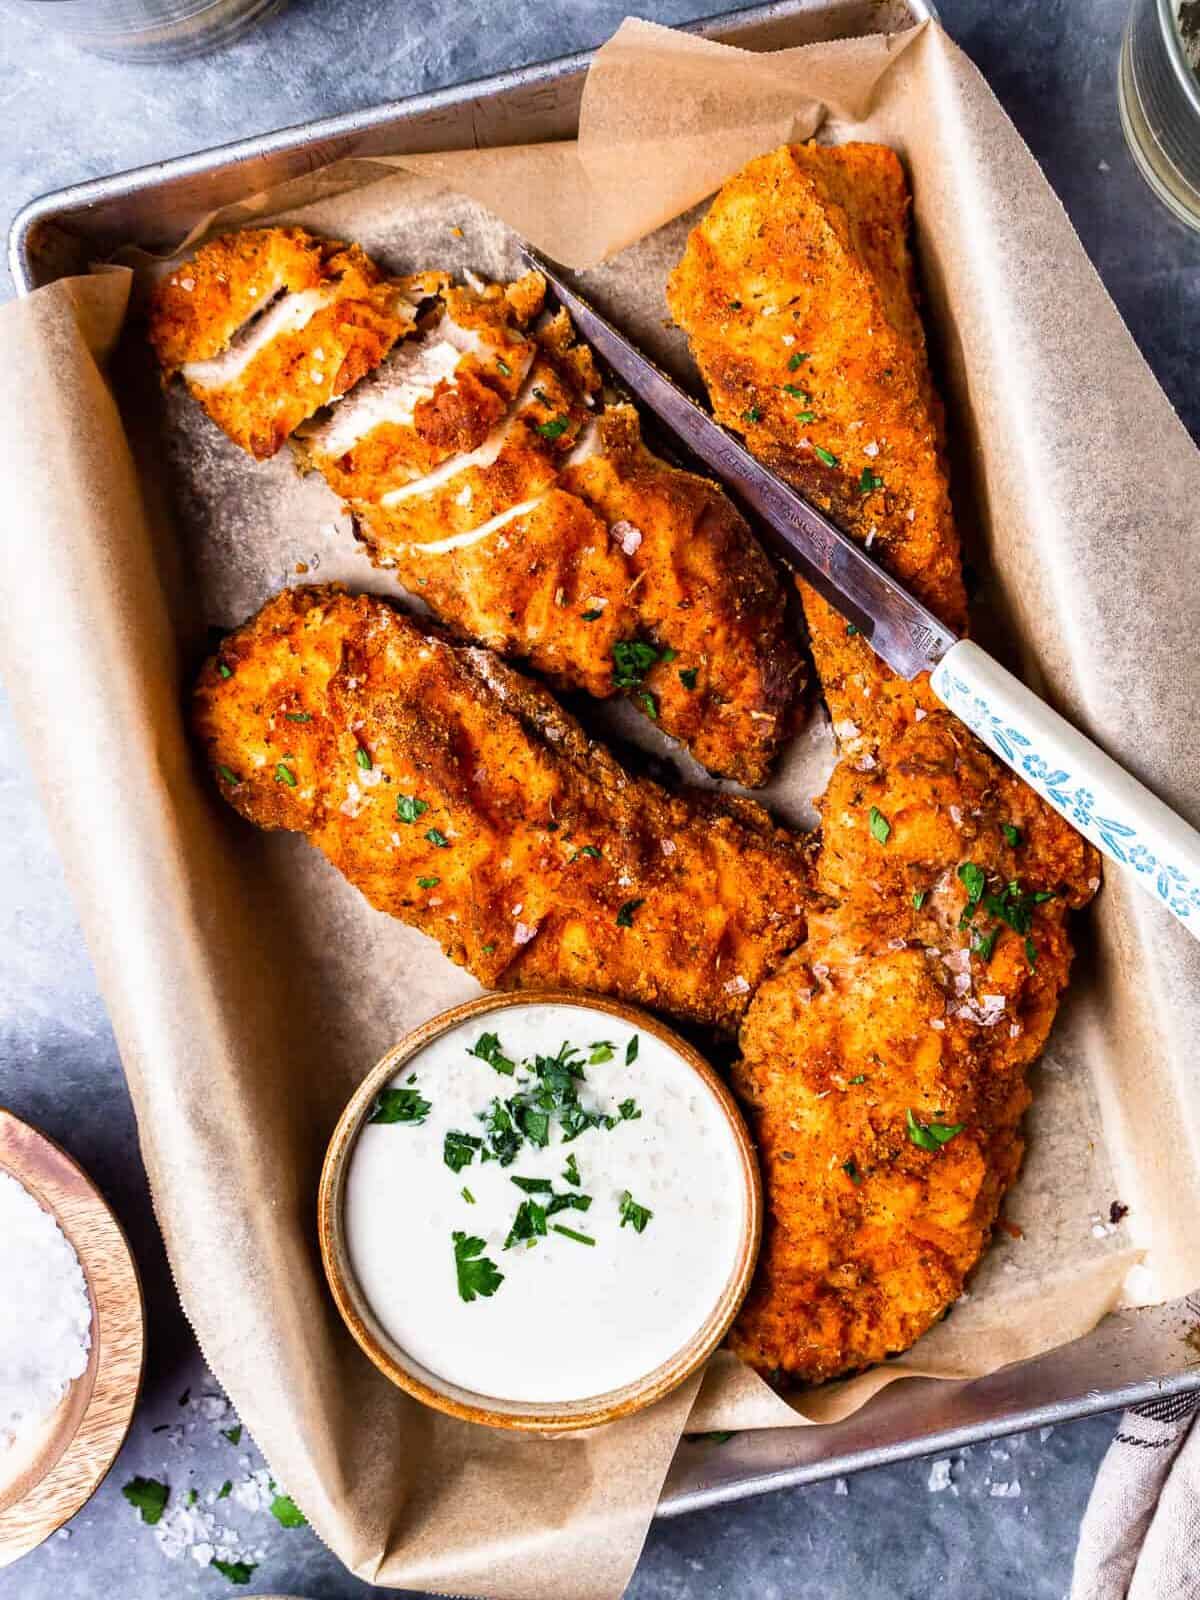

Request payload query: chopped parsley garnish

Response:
[616,897,645,928]
[275,762,297,786]
[453,1230,504,1301]
[563,1152,582,1187]
[842,1157,862,1183]
[957,861,987,922]
[552,1223,595,1246]
[536,416,570,440]
[796,410,816,423]
[742,406,762,423]
[496,358,512,377]
[269,1492,306,1528]
[481,942,496,954]
[217,662,233,679]
[416,875,440,889]
[221,1424,242,1446]
[912,889,928,910]
[533,387,552,405]
[868,805,892,844]
[217,1480,232,1500]
[639,690,659,720]
[788,351,810,370]
[510,1175,554,1193]
[479,1098,522,1165]
[781,383,808,399]
[679,666,699,690]
[626,1035,639,1065]
[849,1073,867,1085]
[396,794,429,824]
[285,711,310,722]
[505,1198,548,1249]
[814,445,839,468]
[211,1559,256,1584]
[1003,823,1023,848]
[511,1097,551,1148]
[617,1098,642,1122]
[217,765,240,786]
[547,1189,593,1217]
[122,1476,168,1525]
[612,638,662,690]
[425,827,450,849]
[581,608,604,622]
[846,622,859,636]
[972,926,1000,963]
[1025,936,1038,968]
[906,1108,965,1152]
[470,1031,515,1075]
[369,1086,431,1125]
[618,1190,653,1233]
[444,1129,483,1172]
[589,1040,615,1064]
[859,467,884,494]
[355,745,372,770]
[571,844,603,863]
[983,879,1055,938]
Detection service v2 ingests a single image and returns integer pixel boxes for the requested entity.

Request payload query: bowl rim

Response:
[318,991,762,1433]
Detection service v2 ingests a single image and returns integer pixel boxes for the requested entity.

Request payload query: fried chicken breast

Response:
[669,142,1100,1382]
[148,227,418,460]
[193,585,810,1033]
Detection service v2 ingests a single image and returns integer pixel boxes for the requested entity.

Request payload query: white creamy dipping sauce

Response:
[344,1003,747,1404]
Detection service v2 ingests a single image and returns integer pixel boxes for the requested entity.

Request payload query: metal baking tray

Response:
[10,0,1200,1518]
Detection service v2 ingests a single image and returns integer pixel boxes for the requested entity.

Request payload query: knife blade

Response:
[522,246,959,682]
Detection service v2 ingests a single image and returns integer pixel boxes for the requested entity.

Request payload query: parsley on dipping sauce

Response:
[552,1224,595,1246]
[618,1191,653,1233]
[563,1152,582,1187]
[470,1031,515,1075]
[617,1098,642,1122]
[626,1035,639,1065]
[589,1040,615,1064]
[369,1086,432,1125]
[461,1187,476,1204]
[869,806,892,844]
[906,1109,965,1152]
[505,1198,548,1249]
[396,794,429,823]
[453,1231,504,1301]
[122,1476,168,1525]
[444,1130,483,1172]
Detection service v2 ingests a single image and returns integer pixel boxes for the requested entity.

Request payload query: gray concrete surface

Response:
[0,0,1196,1594]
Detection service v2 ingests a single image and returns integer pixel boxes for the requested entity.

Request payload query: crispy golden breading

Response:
[148,227,417,460]
[670,142,1101,1382]
[193,585,810,1032]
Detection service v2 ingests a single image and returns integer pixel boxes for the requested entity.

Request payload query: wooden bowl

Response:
[319,991,761,1433]
[0,1110,145,1566]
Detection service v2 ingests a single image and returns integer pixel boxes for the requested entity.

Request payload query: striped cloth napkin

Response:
[1071,1392,1200,1598]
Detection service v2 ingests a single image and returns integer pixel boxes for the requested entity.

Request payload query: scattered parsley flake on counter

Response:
[217,661,233,679]
[612,639,661,689]
[355,745,372,770]
[679,666,699,690]
[859,467,884,494]
[470,1031,515,1076]
[581,608,603,622]
[425,826,450,849]
[270,1492,307,1528]
[221,1424,242,1446]
[453,1230,504,1301]
[552,1223,595,1246]
[626,1036,639,1065]
[563,1152,582,1187]
[444,1130,483,1172]
[274,762,296,787]
[416,875,440,889]
[912,888,928,910]
[122,1476,168,1525]
[616,897,645,928]
[536,416,570,440]
[1003,823,1023,847]
[814,445,839,468]
[842,1158,862,1184]
[217,1479,232,1500]
[788,351,810,370]
[504,1199,548,1249]
[589,1041,615,1064]
[906,1108,965,1152]
[868,806,891,844]
[480,1098,522,1165]
[211,1558,256,1585]
[496,358,512,377]
[217,764,240,786]
[369,1086,432,1125]
[619,1191,653,1233]
[396,794,429,823]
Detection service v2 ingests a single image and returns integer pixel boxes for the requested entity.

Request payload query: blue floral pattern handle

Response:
[931,641,1200,932]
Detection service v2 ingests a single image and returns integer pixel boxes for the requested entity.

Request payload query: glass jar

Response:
[1120,0,1200,231]
[12,0,285,59]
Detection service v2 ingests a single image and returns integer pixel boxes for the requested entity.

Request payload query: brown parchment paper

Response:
[2,15,1200,1597]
